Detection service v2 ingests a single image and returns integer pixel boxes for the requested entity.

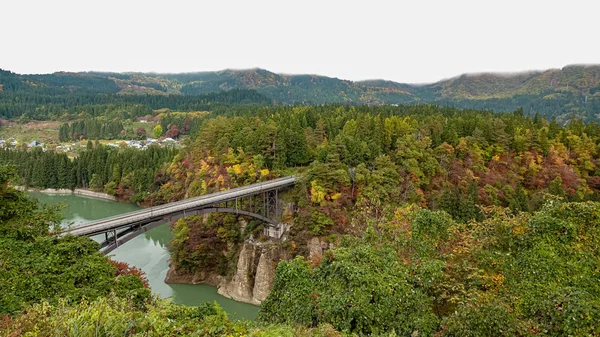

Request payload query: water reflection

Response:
[28,191,259,320]
[145,222,172,247]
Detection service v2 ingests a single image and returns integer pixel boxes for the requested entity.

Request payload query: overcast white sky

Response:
[3,0,599,83]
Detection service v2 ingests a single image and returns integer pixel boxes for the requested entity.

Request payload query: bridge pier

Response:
[113,229,118,248]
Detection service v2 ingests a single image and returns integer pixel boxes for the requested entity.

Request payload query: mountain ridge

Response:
[1,64,599,121]
[9,64,600,86]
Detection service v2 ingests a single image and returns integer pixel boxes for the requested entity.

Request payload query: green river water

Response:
[28,191,260,320]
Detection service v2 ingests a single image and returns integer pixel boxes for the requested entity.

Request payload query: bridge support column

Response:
[113,229,118,248]
[267,190,278,221]
[263,192,267,218]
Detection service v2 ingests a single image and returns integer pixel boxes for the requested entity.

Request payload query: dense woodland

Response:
[2,66,600,122]
[150,105,600,217]
[58,119,125,141]
[0,143,177,202]
[0,166,332,336]
[55,113,205,141]
[0,69,271,120]
[4,101,600,335]
[260,200,600,336]
[152,104,600,335]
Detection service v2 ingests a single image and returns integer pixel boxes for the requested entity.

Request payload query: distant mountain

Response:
[163,68,418,105]
[427,65,600,122]
[1,65,599,122]
[434,65,600,99]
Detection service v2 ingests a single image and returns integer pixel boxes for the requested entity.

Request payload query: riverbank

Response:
[29,191,260,319]
[165,240,291,306]
[14,186,117,201]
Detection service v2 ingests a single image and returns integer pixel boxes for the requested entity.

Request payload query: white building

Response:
[126,140,142,149]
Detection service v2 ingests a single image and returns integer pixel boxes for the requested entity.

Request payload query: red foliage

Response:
[180,118,191,135]
[165,124,179,139]
[116,183,134,201]
[558,167,579,196]
[182,158,192,171]
[309,253,323,269]
[109,259,150,288]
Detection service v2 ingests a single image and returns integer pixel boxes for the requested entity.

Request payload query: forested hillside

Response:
[0,69,271,120]
[4,103,600,335]
[7,104,600,216]
[148,105,600,214]
[2,65,599,122]
[141,104,600,335]
[0,143,177,202]
[0,166,335,336]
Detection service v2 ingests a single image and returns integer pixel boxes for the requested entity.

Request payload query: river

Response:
[28,191,260,320]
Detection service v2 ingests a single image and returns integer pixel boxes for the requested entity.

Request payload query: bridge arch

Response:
[100,207,280,254]
[189,207,279,225]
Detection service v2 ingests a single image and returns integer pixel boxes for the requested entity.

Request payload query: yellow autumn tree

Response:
[310,180,327,205]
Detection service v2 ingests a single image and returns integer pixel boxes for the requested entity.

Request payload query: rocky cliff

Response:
[165,240,290,305]
[164,201,318,305]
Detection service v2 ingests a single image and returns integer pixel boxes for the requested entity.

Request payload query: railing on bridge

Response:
[61,176,297,251]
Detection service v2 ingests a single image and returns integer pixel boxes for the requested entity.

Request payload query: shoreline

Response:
[17,183,262,310]
[14,186,118,201]
[164,264,261,307]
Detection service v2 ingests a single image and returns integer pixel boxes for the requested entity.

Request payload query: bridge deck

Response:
[63,176,296,237]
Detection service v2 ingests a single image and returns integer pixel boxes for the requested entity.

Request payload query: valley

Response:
[2,66,600,336]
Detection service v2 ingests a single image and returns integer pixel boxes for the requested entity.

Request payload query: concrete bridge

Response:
[62,176,297,253]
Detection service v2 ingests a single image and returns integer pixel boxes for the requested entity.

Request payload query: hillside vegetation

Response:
[148,104,600,335]
[3,66,600,336]
[5,104,600,335]
[2,65,600,122]
[4,102,600,336]
[0,167,337,336]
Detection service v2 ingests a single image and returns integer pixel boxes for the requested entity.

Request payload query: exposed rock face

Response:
[218,242,288,305]
[166,241,289,306]
[252,245,284,303]
[218,242,261,303]
[165,201,297,305]
[308,237,328,260]
[165,264,223,287]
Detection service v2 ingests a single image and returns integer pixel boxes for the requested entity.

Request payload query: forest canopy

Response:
[4,99,600,335]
